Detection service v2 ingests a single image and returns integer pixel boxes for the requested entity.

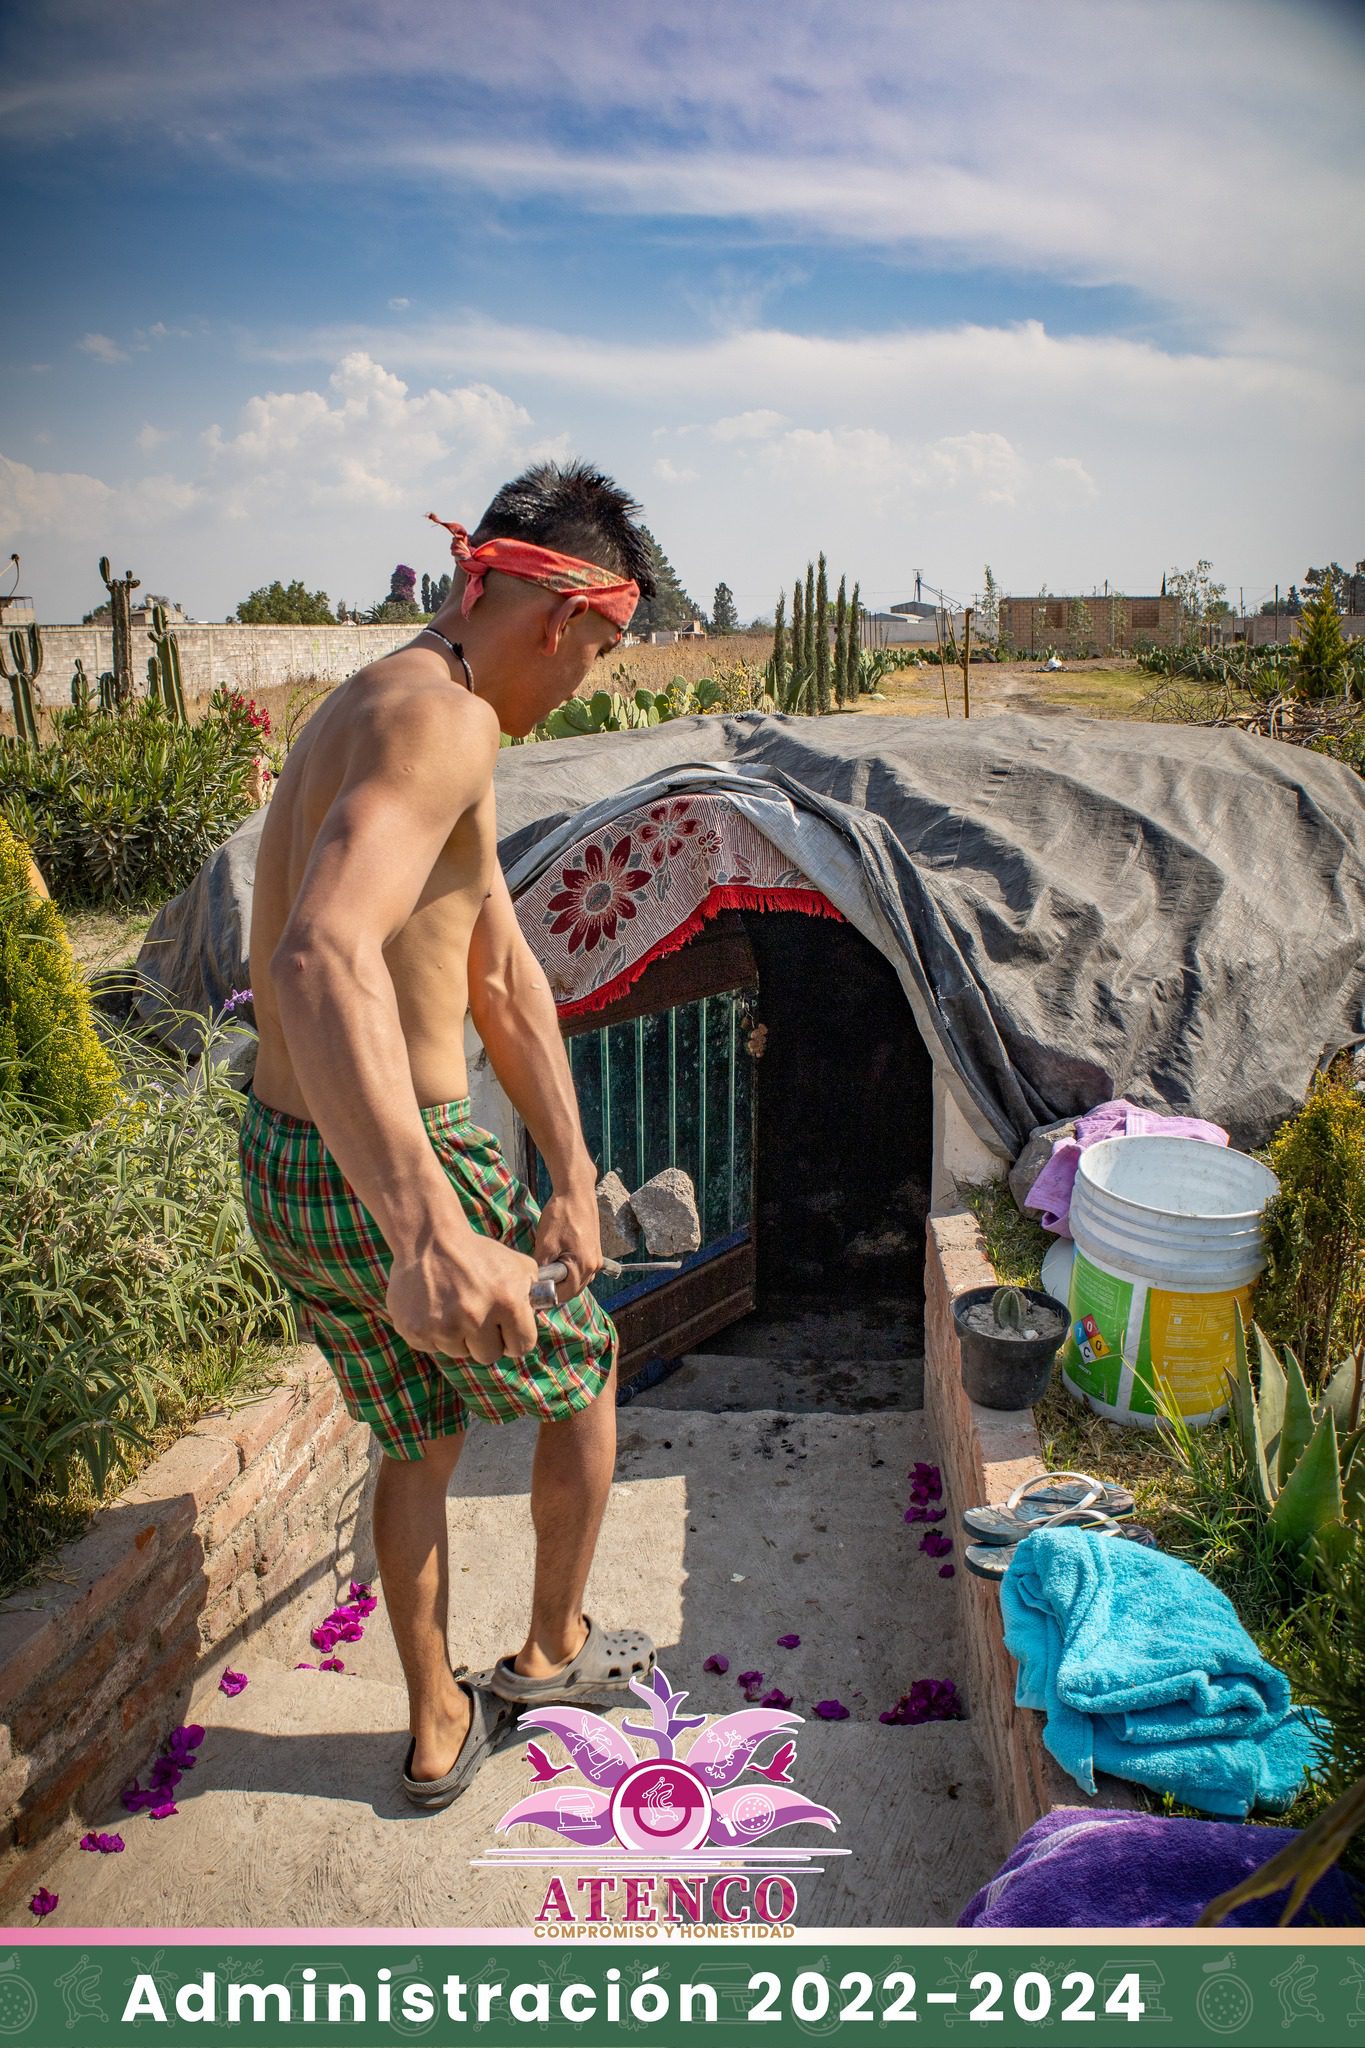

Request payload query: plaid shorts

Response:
[239,1092,617,1460]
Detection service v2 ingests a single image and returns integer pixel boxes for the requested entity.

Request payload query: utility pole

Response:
[1275,584,1280,643]
[962,607,973,719]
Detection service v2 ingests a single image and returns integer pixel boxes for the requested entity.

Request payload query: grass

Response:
[62,906,156,974]
[853,658,1153,722]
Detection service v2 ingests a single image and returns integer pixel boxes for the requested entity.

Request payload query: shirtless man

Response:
[240,462,658,1809]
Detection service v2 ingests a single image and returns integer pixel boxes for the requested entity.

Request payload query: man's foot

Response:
[511,1616,591,1682]
[408,1682,474,1783]
[401,1681,513,1811]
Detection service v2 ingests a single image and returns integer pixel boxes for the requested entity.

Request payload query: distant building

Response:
[999,593,1183,654]
[0,594,36,628]
[129,594,186,626]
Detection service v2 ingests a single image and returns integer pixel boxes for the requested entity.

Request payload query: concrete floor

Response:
[15,1309,1006,1930]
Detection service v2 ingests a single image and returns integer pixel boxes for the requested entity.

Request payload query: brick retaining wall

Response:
[0,1347,374,1911]
[924,1210,1135,1842]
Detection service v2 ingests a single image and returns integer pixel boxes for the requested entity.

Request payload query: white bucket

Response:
[1061,1135,1279,1428]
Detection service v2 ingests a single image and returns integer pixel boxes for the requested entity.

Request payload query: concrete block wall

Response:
[0,1348,374,1912]
[27,623,414,708]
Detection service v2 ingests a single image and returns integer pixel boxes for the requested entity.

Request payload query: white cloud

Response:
[708,410,787,443]
[388,296,411,310]
[137,422,171,452]
[78,333,128,363]
[653,457,699,484]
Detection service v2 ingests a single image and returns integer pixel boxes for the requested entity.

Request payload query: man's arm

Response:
[267,686,540,1365]
[466,863,603,1295]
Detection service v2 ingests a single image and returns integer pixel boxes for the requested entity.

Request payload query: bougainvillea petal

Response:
[776,1634,801,1649]
[29,1888,58,1917]
[149,1801,178,1820]
[79,1833,101,1852]
[759,1688,793,1710]
[219,1669,248,1696]
[813,1699,850,1720]
[702,1654,730,1674]
[737,1670,762,1687]
[939,1563,956,1578]
[170,1724,205,1751]
[99,1834,125,1853]
[320,1657,345,1672]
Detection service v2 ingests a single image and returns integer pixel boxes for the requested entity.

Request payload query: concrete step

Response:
[635,1351,923,1411]
[22,1659,996,1929]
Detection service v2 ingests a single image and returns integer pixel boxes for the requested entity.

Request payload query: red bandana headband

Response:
[426,515,640,631]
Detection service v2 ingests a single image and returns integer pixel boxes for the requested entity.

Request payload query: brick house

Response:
[1000,593,1184,655]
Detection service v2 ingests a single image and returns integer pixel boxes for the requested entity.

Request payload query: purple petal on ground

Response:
[295,1662,317,1670]
[29,1888,58,1917]
[320,1657,345,1672]
[702,1654,730,1674]
[149,1801,178,1820]
[169,1724,205,1751]
[919,1530,953,1558]
[219,1669,248,1696]
[759,1688,793,1710]
[813,1699,850,1720]
[350,1580,373,1601]
[149,1762,182,1792]
[776,1634,801,1649]
[120,1781,151,1813]
[737,1670,762,1687]
[332,1620,364,1642]
[79,1833,101,1852]
[311,1624,339,1651]
[939,1564,956,1578]
[743,1688,762,1704]
[98,1834,125,1853]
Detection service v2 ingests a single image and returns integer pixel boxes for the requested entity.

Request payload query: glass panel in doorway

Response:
[533,989,756,1310]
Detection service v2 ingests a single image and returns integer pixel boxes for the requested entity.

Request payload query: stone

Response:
[629,1167,701,1257]
[1007,1116,1075,1216]
[595,1173,638,1258]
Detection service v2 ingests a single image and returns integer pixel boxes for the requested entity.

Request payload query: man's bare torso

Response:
[250,650,496,1119]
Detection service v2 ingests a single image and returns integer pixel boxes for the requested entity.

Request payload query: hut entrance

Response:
[525,908,935,1392]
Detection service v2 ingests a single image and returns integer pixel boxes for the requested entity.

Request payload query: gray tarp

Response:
[135,710,1365,1156]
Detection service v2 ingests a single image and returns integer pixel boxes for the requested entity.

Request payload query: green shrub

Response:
[0,1006,295,1550]
[0,817,119,1126]
[1257,1072,1365,1385]
[0,696,262,909]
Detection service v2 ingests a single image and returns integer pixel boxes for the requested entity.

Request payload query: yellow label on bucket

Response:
[1147,1283,1256,1417]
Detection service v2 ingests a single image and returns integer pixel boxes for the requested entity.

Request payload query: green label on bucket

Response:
[1064,1250,1131,1407]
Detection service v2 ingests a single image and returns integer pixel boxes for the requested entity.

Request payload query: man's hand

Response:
[386,1197,541,1364]
[533,1183,605,1303]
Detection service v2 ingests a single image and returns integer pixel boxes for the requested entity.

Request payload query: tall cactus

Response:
[70,657,94,713]
[146,602,188,723]
[98,555,141,710]
[0,623,43,745]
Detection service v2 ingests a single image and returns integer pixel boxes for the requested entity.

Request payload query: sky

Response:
[1,0,1362,626]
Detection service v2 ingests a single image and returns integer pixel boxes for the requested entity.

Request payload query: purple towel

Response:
[959,1807,1361,1928]
[1025,1099,1229,1236]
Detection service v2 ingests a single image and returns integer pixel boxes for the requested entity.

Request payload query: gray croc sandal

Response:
[401,1681,515,1811]
[486,1615,656,1705]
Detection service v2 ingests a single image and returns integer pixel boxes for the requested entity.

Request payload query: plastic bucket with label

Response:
[1059,1135,1279,1428]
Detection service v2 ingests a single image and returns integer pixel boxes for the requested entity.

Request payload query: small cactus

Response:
[991,1285,1030,1332]
[70,657,93,712]
[147,602,187,723]
[0,624,43,745]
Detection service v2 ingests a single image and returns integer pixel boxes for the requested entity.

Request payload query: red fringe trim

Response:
[556,885,846,1020]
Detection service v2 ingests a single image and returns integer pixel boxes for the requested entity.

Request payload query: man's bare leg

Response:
[512,1365,618,1678]
[373,1431,470,1780]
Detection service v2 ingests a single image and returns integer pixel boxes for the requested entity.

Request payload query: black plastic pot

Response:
[952,1285,1071,1410]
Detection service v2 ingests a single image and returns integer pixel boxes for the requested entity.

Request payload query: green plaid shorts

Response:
[239,1092,617,1460]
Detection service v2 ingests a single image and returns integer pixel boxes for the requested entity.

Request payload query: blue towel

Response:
[958,1808,1362,1928]
[999,1527,1323,1817]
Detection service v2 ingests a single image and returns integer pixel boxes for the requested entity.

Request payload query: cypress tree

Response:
[803,562,816,681]
[833,574,848,706]
[815,553,830,712]
[790,578,804,710]
[845,582,862,699]
[771,590,787,705]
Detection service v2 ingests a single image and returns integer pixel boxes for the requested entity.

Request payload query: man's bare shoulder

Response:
[338,649,502,771]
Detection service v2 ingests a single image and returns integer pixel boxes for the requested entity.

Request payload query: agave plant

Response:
[1225,1313,1364,1554]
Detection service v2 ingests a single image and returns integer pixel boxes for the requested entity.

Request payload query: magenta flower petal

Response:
[813,1699,850,1720]
[219,1668,248,1696]
[149,1800,178,1820]
[349,1580,373,1601]
[702,1654,730,1674]
[759,1687,793,1710]
[743,1688,762,1704]
[170,1724,205,1752]
[919,1530,953,1559]
[776,1634,801,1649]
[121,1780,153,1814]
[295,1662,317,1670]
[98,1833,125,1853]
[939,1563,956,1578]
[79,1833,101,1852]
[311,1624,339,1651]
[319,1657,345,1672]
[29,1888,58,1917]
[737,1669,763,1687]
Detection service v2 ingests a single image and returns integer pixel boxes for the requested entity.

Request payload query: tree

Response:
[832,574,848,706]
[1165,560,1227,636]
[845,581,862,699]
[711,582,739,635]
[629,528,702,635]
[1303,560,1365,612]
[803,562,816,681]
[420,572,433,614]
[790,577,805,707]
[771,590,787,704]
[980,564,1000,642]
[814,555,830,713]
[1294,584,1350,698]
[234,580,336,625]
[1260,587,1303,616]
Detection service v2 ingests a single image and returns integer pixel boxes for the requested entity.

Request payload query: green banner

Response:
[1,1938,1361,2044]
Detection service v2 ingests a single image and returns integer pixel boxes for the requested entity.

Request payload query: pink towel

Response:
[1025,1098,1229,1237]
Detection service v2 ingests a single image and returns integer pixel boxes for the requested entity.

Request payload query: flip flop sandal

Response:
[485,1615,656,1705]
[401,1680,516,1811]
[964,1515,1159,1581]
[962,1470,1134,1545]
